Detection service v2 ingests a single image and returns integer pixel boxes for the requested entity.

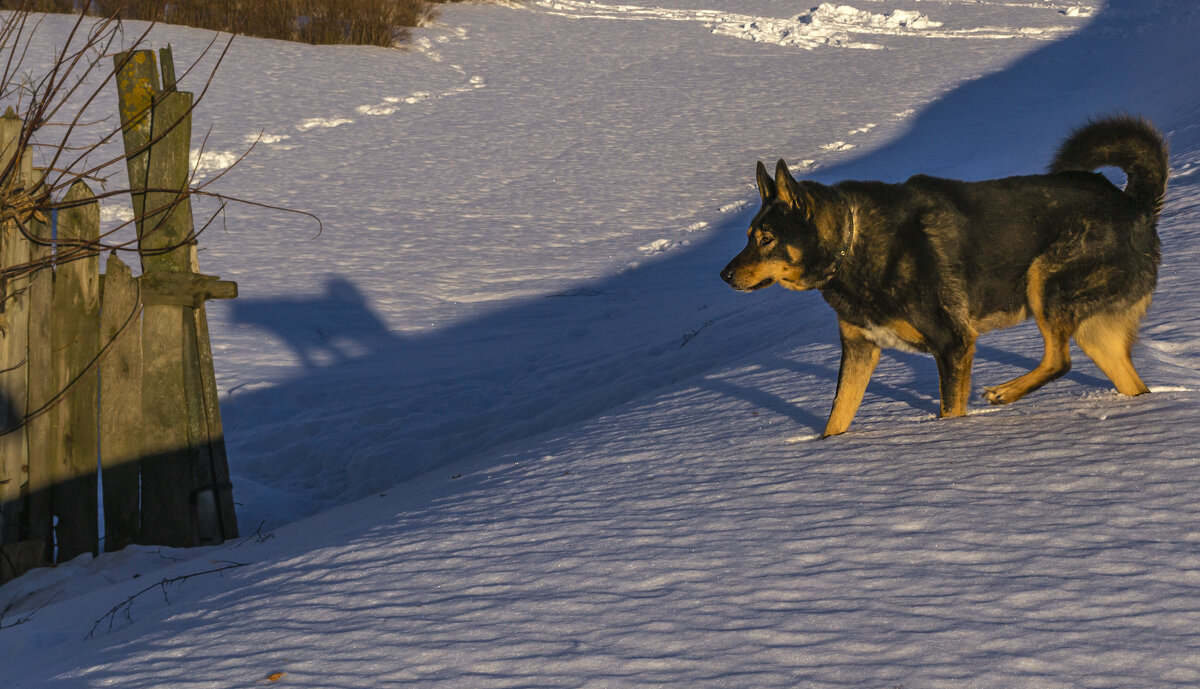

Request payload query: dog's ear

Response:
[775,159,818,219]
[756,161,776,199]
[774,159,801,209]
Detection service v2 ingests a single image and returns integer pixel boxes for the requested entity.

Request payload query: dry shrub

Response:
[32,0,441,47]
[297,0,436,47]
[0,0,77,11]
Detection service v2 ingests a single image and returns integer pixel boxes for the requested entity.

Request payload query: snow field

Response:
[4,0,1200,687]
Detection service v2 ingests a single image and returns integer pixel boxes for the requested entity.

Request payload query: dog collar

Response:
[815,205,858,287]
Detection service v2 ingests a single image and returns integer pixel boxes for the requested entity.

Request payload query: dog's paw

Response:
[982,386,1014,405]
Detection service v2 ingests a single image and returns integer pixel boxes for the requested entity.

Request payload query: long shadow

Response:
[221,222,810,524]
[220,1,1199,523]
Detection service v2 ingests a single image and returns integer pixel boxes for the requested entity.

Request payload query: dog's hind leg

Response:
[1074,296,1151,396]
[824,322,881,437]
[983,323,1071,405]
[984,263,1073,405]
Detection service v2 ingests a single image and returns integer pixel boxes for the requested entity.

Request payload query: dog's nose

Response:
[720,265,735,284]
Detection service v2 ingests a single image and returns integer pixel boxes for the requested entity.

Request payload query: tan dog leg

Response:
[824,324,881,437]
[1075,298,1151,396]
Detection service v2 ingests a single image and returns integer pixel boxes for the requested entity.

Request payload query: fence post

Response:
[49,181,100,562]
[117,47,237,547]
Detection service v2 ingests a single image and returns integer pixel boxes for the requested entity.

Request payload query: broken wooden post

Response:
[115,47,237,547]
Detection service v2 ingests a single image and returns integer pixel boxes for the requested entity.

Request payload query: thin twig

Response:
[85,561,248,639]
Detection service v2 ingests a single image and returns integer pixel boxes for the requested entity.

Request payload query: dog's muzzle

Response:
[721,263,772,292]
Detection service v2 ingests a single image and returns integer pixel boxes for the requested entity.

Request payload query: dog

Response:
[721,116,1168,436]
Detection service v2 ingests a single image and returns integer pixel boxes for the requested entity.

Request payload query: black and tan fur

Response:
[721,116,1168,436]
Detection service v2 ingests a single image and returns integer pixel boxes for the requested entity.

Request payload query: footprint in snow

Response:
[245,132,291,145]
[639,238,679,255]
[820,141,856,152]
[356,76,486,117]
[790,159,818,173]
[190,149,240,179]
[638,220,711,256]
[719,200,750,214]
[297,117,353,131]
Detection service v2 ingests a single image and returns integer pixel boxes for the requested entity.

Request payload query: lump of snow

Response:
[885,9,942,30]
[803,3,943,31]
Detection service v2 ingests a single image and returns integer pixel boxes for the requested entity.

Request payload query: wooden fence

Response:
[0,48,238,583]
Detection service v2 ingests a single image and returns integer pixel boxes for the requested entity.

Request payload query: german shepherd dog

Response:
[721,116,1168,436]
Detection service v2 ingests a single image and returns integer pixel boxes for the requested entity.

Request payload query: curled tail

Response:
[1051,115,1169,214]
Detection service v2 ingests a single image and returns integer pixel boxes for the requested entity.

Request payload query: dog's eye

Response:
[758,236,776,248]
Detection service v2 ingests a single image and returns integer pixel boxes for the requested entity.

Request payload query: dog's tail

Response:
[1050,115,1169,215]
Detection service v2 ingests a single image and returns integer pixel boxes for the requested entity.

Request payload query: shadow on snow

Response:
[218,0,1200,521]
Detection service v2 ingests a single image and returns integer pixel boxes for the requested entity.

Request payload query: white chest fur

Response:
[860,322,923,352]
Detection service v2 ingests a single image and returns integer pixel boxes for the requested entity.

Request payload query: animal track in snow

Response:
[638,238,680,255]
[230,24,485,153]
[356,76,485,116]
[246,132,291,145]
[787,160,818,174]
[820,141,856,152]
[190,149,240,179]
[719,200,750,214]
[297,117,354,131]
[638,220,711,256]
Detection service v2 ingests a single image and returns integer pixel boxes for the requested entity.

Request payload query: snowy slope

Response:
[198,0,1120,527]
[4,0,1200,687]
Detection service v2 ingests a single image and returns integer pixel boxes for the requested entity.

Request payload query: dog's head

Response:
[720,159,847,292]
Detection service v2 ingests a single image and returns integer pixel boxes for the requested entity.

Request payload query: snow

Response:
[4,0,1200,686]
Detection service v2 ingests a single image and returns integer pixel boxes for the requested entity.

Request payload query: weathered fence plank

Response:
[140,303,192,546]
[142,88,195,272]
[49,181,100,562]
[20,182,53,575]
[99,253,142,551]
[0,109,29,564]
[193,304,238,542]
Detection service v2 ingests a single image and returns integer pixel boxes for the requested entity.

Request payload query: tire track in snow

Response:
[530,1,1094,51]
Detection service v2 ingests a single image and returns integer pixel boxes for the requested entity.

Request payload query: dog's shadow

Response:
[218,220,822,515]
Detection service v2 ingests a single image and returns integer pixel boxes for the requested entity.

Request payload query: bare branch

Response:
[85,562,248,639]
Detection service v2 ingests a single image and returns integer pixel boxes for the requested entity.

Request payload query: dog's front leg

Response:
[824,326,881,437]
[934,336,976,418]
